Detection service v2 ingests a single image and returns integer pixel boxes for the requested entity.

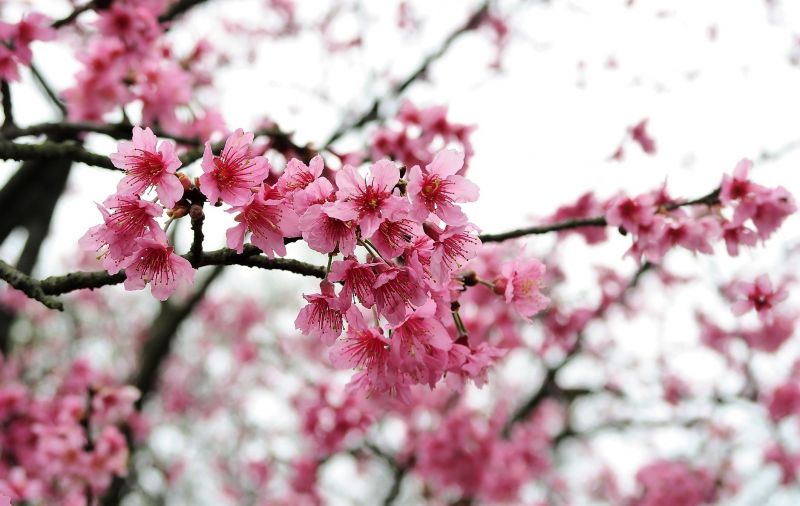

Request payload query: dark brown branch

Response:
[189,207,205,268]
[101,265,224,506]
[0,259,63,310]
[479,216,608,243]
[1,81,14,128]
[2,121,201,146]
[323,1,490,147]
[134,265,224,404]
[26,245,324,303]
[179,126,316,166]
[159,0,214,24]
[39,270,127,296]
[0,139,119,171]
[478,188,721,243]
[29,63,67,116]
[52,2,97,29]
[502,261,654,435]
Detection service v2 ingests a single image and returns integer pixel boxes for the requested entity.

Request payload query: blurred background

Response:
[3,0,800,504]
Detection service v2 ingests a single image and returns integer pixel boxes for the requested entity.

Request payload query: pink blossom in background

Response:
[731,274,788,322]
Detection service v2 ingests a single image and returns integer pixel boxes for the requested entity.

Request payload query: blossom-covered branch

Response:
[479,189,721,243]
[50,247,324,294]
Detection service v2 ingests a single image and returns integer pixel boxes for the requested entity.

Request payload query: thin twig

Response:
[323,0,490,148]
[29,63,67,116]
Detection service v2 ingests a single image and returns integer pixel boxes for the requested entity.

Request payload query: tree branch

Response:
[190,211,205,269]
[502,261,654,435]
[101,265,225,506]
[478,188,721,243]
[0,259,63,310]
[179,126,317,165]
[0,138,119,171]
[1,81,14,129]
[323,0,490,147]
[3,245,324,310]
[51,2,98,29]
[29,63,67,117]
[2,121,200,146]
[158,0,212,23]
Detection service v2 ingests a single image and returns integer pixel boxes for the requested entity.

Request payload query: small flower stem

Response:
[372,306,381,328]
[163,216,176,233]
[452,309,468,337]
[361,239,391,264]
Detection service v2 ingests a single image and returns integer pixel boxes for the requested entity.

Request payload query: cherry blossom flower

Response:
[276,155,324,196]
[328,257,379,307]
[720,159,755,205]
[496,258,550,320]
[110,126,184,207]
[373,266,428,324]
[766,381,800,422]
[79,194,166,272]
[9,13,55,64]
[0,46,20,82]
[407,150,479,225]
[389,300,452,387]
[96,3,160,52]
[721,220,758,256]
[731,274,788,322]
[748,186,796,240]
[426,222,481,285]
[765,444,800,485]
[329,160,404,237]
[226,184,300,258]
[295,281,347,344]
[630,118,656,154]
[631,460,716,506]
[119,235,196,300]
[742,313,796,352]
[606,193,656,234]
[199,129,270,206]
[329,307,396,395]
[298,202,358,256]
[368,204,421,259]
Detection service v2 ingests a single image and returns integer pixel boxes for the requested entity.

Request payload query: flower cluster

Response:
[81,126,194,300]
[289,149,549,400]
[369,101,475,173]
[412,408,552,503]
[606,159,796,263]
[0,359,139,503]
[290,151,539,398]
[697,271,796,356]
[63,0,219,136]
[0,13,54,82]
[630,459,716,506]
[82,127,550,398]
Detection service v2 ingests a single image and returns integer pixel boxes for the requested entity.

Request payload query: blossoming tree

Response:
[0,0,799,505]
